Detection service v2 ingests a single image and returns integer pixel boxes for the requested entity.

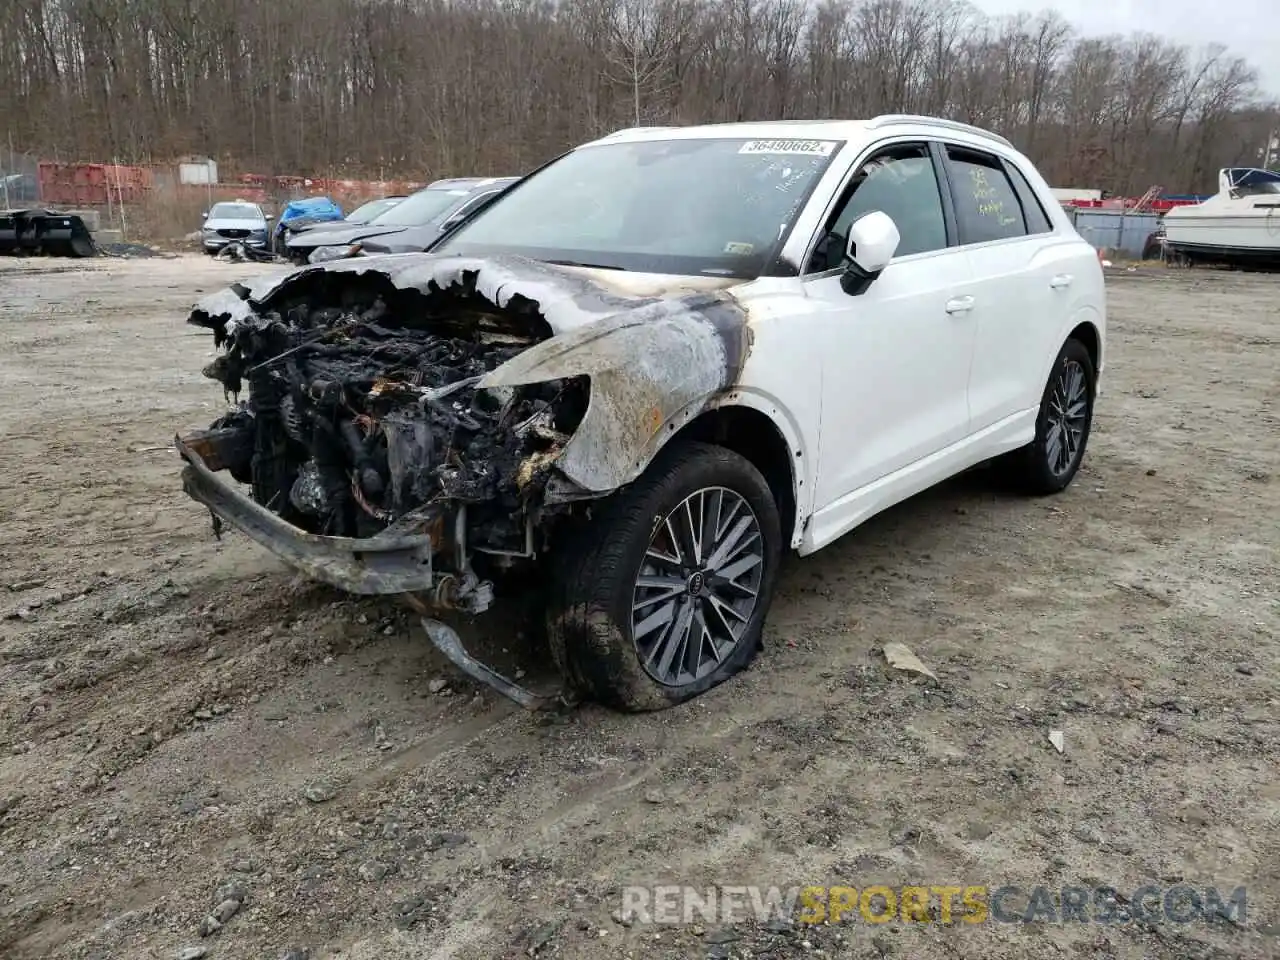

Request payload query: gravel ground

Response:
[0,255,1276,960]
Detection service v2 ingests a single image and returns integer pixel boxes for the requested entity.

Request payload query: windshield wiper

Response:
[544,259,627,271]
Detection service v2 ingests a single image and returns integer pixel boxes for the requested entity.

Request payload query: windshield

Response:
[208,203,261,220]
[347,198,403,221]
[372,188,468,226]
[1227,167,1280,197]
[432,137,842,276]
[1239,182,1280,196]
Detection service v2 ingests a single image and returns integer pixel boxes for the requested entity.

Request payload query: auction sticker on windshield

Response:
[739,140,838,157]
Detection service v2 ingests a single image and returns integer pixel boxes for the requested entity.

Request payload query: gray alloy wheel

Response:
[1046,357,1089,477]
[630,486,765,687]
[996,336,1095,496]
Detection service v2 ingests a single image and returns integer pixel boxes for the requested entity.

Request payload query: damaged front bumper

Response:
[177,432,501,611]
[177,435,440,595]
[176,434,554,709]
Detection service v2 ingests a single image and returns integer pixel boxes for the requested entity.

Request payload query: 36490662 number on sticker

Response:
[738,140,838,157]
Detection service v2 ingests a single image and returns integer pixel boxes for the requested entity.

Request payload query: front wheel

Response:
[1001,337,1096,495]
[546,441,783,712]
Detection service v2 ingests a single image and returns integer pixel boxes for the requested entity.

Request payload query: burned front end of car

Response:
[177,257,605,614]
[176,254,751,706]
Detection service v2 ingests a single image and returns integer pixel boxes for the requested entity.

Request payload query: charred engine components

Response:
[186,273,587,553]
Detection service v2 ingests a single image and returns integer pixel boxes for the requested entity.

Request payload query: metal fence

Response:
[0,148,40,206]
[1065,208,1161,258]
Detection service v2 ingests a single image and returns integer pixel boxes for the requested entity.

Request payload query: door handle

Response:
[944,296,974,315]
[1050,273,1074,289]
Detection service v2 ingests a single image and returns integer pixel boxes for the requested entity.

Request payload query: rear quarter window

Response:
[1001,159,1054,235]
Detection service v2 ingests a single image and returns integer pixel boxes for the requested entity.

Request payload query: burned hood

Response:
[187,252,740,337]
[186,253,752,499]
[285,223,406,249]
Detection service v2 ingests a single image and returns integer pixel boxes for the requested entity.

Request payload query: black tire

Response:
[546,440,783,712]
[1000,337,1095,495]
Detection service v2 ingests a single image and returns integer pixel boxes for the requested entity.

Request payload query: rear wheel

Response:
[1000,337,1095,495]
[546,441,782,711]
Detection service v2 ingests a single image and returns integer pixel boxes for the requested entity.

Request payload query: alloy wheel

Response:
[1046,359,1089,477]
[630,486,765,687]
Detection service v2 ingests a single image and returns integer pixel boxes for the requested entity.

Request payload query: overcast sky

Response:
[968,0,1279,96]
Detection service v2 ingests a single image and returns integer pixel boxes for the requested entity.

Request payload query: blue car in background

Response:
[279,195,409,263]
[272,196,344,254]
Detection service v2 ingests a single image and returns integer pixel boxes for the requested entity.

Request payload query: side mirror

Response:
[840,211,900,295]
[200,211,208,220]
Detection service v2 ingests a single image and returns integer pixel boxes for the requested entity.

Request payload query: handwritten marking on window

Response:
[968,166,1020,228]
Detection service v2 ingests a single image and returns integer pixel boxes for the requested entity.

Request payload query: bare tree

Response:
[602,0,702,124]
[0,0,1269,194]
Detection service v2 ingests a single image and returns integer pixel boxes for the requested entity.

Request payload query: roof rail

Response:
[601,125,677,139]
[866,114,1013,148]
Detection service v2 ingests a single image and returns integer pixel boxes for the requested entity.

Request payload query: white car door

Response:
[938,143,1078,430]
[801,140,979,513]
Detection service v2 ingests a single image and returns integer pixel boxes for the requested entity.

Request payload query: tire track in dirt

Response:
[0,260,1276,960]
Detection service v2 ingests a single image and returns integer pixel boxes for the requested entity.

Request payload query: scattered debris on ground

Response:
[96,241,169,258]
[879,641,937,681]
[213,240,280,263]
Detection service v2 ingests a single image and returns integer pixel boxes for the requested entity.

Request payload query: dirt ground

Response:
[0,254,1276,960]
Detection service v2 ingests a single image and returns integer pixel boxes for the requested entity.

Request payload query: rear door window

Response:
[944,146,1029,245]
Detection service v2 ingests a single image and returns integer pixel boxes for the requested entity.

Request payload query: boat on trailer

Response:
[1162,167,1280,268]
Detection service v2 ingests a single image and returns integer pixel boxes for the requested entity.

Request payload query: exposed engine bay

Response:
[187,269,586,558]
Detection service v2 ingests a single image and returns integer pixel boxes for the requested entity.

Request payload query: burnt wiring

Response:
[190,283,588,546]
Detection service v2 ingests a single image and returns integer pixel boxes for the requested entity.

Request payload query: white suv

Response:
[180,115,1105,713]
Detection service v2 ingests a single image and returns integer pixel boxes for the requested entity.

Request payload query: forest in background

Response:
[1,0,1276,195]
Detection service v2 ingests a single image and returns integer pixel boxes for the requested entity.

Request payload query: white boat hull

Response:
[1163,214,1280,252]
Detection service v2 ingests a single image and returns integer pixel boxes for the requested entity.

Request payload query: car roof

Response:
[465,177,519,192]
[427,176,520,192]
[580,115,1013,150]
[427,177,480,189]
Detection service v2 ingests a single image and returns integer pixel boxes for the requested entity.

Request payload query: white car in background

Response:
[179,115,1106,712]
[199,201,271,254]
